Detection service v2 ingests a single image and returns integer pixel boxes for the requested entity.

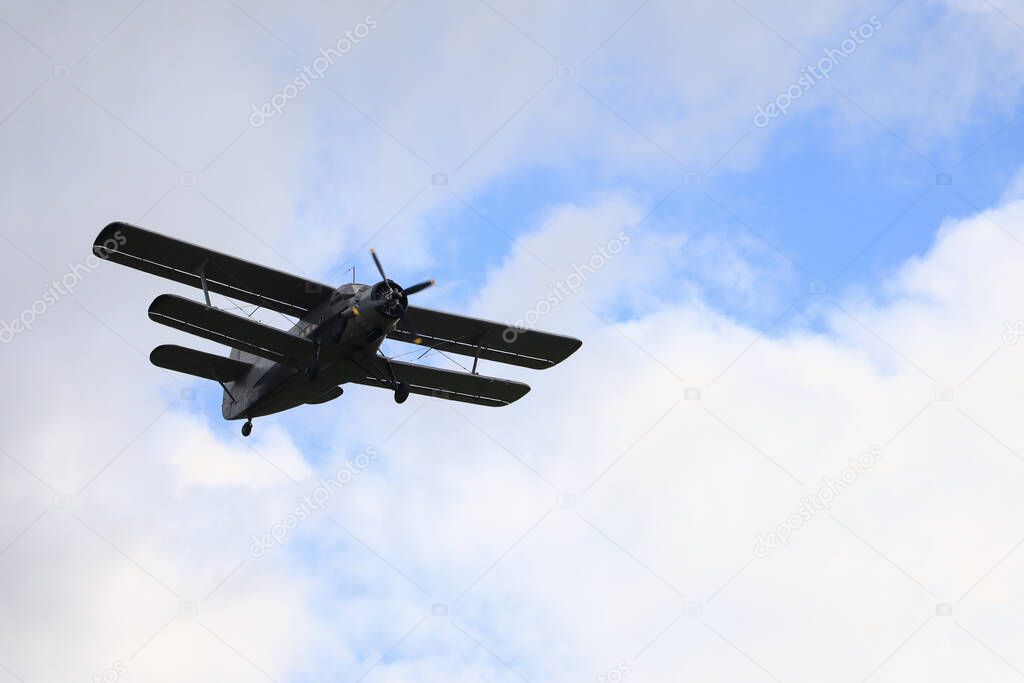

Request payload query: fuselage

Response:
[221,282,402,420]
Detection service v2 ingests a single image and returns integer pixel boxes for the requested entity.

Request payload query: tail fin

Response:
[229,347,262,366]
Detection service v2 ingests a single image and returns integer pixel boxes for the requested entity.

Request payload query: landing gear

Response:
[394,382,410,404]
[241,419,253,437]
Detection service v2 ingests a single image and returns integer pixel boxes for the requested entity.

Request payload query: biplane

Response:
[93,223,582,436]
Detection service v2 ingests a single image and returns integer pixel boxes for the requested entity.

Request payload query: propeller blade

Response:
[369,249,388,284]
[403,279,435,296]
[399,310,423,345]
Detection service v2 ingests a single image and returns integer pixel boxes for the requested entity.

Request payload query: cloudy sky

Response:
[3,0,1024,681]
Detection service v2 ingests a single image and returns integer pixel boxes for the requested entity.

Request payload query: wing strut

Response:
[416,329,487,374]
[471,332,485,375]
[214,372,237,402]
[204,356,237,402]
[198,258,212,306]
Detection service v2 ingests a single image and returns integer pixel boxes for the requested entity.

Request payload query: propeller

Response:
[404,280,435,296]
[369,249,391,294]
[356,249,435,344]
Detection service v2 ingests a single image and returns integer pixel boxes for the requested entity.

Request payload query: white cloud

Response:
[316,189,1024,681]
[2,185,1022,680]
[157,412,312,491]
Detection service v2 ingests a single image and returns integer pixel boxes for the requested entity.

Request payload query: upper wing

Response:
[94,222,333,317]
[339,355,530,407]
[388,307,582,370]
[149,294,316,367]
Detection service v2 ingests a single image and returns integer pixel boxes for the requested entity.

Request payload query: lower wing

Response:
[338,355,530,407]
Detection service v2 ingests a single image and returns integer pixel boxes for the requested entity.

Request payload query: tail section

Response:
[150,344,254,418]
[225,347,263,418]
[229,346,262,366]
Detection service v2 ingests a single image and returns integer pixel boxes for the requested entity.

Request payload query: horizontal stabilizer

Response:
[341,355,530,407]
[94,222,333,317]
[149,294,316,367]
[150,344,252,382]
[390,306,581,370]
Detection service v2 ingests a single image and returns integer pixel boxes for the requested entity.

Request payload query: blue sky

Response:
[314,95,1024,343]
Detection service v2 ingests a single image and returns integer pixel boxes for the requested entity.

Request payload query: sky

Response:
[2,0,1024,681]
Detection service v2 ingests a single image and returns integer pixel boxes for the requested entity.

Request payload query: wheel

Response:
[394,382,410,404]
[306,364,318,381]
[241,420,253,437]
